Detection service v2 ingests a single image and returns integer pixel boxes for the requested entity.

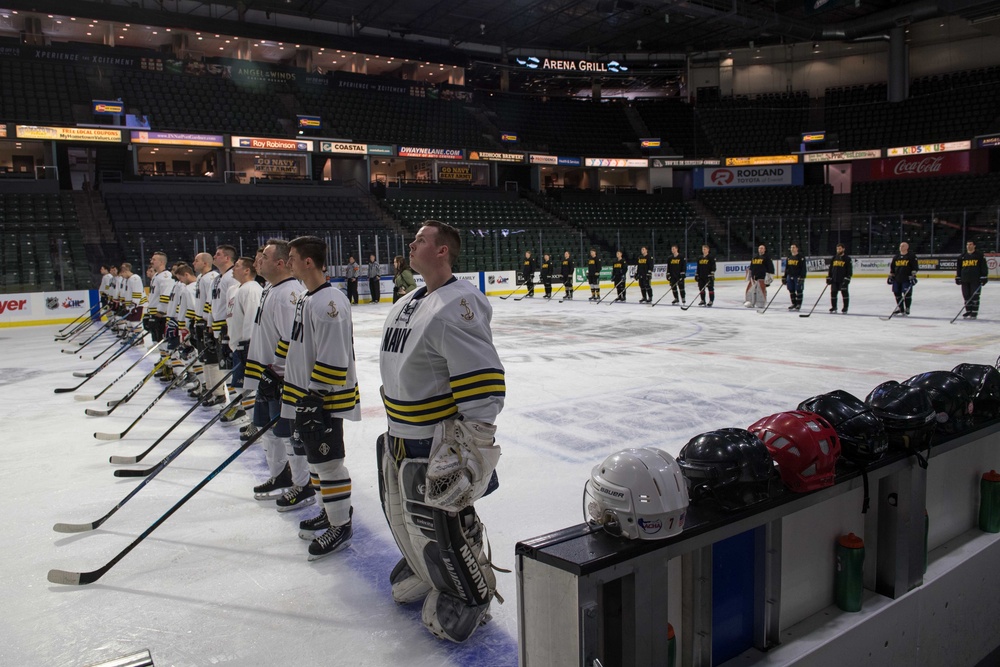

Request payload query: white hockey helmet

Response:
[583,447,689,540]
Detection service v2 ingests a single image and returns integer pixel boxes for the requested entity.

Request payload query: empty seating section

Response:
[695,92,810,157]
[851,173,1000,255]
[0,60,92,124]
[382,196,551,227]
[104,192,389,268]
[0,194,89,291]
[296,87,487,148]
[634,99,715,157]
[110,69,286,136]
[486,97,639,155]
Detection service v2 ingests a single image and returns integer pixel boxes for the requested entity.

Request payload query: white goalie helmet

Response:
[583,447,689,540]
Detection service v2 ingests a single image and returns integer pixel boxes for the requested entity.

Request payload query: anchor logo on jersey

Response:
[327,301,339,318]
[459,298,474,321]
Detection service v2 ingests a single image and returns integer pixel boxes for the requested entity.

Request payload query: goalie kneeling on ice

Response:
[584,447,689,540]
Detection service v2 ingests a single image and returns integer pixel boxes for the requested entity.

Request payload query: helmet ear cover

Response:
[583,448,689,540]
[749,411,841,493]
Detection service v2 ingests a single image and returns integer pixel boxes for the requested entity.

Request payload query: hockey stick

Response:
[72,331,149,377]
[799,283,831,318]
[594,283,618,305]
[73,338,163,401]
[110,370,237,465]
[606,279,637,304]
[89,352,201,428]
[678,285,709,310]
[92,354,171,412]
[53,332,148,394]
[558,283,584,302]
[757,282,785,314]
[55,307,109,341]
[56,301,103,334]
[950,283,985,324]
[47,415,278,585]
[55,394,246,532]
[87,329,136,361]
[60,317,118,353]
[879,284,914,322]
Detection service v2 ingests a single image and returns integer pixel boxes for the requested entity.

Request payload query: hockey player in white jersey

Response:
[379,220,506,643]
[187,252,218,398]
[117,262,146,334]
[203,245,239,407]
[222,257,263,426]
[278,235,360,559]
[244,239,305,502]
[146,252,174,375]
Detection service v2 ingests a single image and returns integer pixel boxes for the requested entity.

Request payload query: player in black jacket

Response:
[521,250,537,298]
[636,247,654,303]
[540,253,554,299]
[696,245,716,307]
[561,251,575,299]
[889,242,918,316]
[667,245,687,305]
[956,240,988,319]
[744,244,774,308]
[827,243,852,313]
[611,250,628,301]
[783,243,807,311]
[586,248,602,301]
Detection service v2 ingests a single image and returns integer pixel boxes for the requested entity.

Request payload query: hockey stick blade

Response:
[93,431,123,440]
[53,386,81,394]
[73,371,93,378]
[86,408,112,417]
[109,454,140,465]
[74,394,96,402]
[52,520,100,533]
[48,415,278,586]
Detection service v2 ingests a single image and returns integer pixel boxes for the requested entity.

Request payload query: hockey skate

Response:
[298,509,330,540]
[422,590,492,643]
[390,558,432,605]
[308,509,352,561]
[253,462,292,500]
[275,484,316,512]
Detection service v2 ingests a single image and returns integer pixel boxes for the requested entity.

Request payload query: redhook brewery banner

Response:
[865,152,970,181]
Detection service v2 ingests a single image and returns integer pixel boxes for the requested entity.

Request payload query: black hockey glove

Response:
[202,334,220,364]
[982,277,989,285]
[956,277,963,285]
[294,393,328,447]
[193,320,207,349]
[843,277,851,285]
[909,276,918,285]
[237,340,249,358]
[258,366,283,402]
[781,276,787,285]
[887,276,893,285]
[825,277,832,285]
[142,315,154,333]
[219,341,233,370]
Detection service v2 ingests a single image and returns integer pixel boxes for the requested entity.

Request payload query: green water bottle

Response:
[667,622,676,667]
[835,533,865,612]
[979,471,1000,533]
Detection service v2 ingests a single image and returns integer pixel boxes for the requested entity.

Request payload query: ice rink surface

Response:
[2,276,998,666]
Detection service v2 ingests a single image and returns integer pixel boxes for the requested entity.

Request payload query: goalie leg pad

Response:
[425,419,500,512]
[380,440,433,604]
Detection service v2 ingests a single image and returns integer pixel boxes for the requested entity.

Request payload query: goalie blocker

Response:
[376,419,501,643]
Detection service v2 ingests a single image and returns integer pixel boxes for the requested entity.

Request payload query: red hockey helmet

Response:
[748,411,841,492]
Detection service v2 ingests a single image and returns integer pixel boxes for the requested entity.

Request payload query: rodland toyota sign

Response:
[868,152,969,180]
[696,165,802,188]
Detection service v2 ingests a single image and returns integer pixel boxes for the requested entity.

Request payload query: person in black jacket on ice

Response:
[956,240,988,319]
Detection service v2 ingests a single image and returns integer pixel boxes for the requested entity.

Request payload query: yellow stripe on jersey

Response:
[159,294,170,303]
[323,385,359,412]
[311,361,347,386]
[449,368,506,405]
[275,339,290,359]
[132,292,143,299]
[203,302,212,314]
[185,309,197,319]
[212,320,225,331]
[244,360,264,380]
[383,392,458,426]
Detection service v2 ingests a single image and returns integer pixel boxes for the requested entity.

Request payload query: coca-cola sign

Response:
[869,152,969,180]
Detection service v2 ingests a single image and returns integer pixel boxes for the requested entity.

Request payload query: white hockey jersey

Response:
[148,270,173,316]
[379,277,505,439]
[194,269,218,325]
[123,274,145,308]
[207,267,238,335]
[227,280,262,350]
[278,282,360,421]
[244,276,303,392]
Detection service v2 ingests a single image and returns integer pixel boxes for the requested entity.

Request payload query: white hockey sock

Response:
[309,459,351,526]
[204,365,228,398]
[262,432,288,478]
[285,447,310,488]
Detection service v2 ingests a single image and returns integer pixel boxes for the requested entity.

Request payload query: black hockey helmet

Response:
[903,371,976,435]
[798,390,888,464]
[677,428,777,508]
[865,381,937,452]
[951,363,1000,423]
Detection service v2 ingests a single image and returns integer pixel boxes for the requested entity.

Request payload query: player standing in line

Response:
[145,252,173,376]
[956,240,988,319]
[98,265,115,308]
[827,243,852,313]
[244,240,307,503]
[279,236,360,559]
[696,244,716,306]
[203,245,239,407]
[222,257,263,425]
[161,264,188,382]
[744,244,774,308]
[586,248,602,301]
[186,253,218,398]
[378,220,505,643]
[889,241,918,316]
[611,250,628,301]
[636,246,653,303]
[783,243,807,311]
[367,253,381,304]
[667,245,687,305]
[521,250,537,298]
[561,250,575,299]
[117,262,146,334]
[539,253,554,299]
[344,255,360,305]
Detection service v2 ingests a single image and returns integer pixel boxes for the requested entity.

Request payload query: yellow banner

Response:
[725,155,799,166]
[16,125,122,142]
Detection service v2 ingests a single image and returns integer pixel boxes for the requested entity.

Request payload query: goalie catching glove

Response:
[425,417,500,512]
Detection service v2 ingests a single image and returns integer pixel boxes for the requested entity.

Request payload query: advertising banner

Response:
[977,135,1000,149]
[501,133,519,143]
[254,156,300,175]
[652,158,721,167]
[231,136,312,152]
[398,146,464,159]
[696,165,802,188]
[319,141,368,155]
[437,165,474,182]
[585,158,648,168]
[0,290,96,327]
[887,141,971,156]
[367,145,394,156]
[130,131,224,147]
[92,100,124,116]
[725,155,799,166]
[484,271,516,295]
[16,125,122,143]
[867,152,969,180]
[803,149,881,163]
[0,124,6,138]
[469,150,525,163]
[297,115,322,130]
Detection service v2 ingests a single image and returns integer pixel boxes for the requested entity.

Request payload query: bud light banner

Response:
[862,152,970,181]
[695,165,802,188]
